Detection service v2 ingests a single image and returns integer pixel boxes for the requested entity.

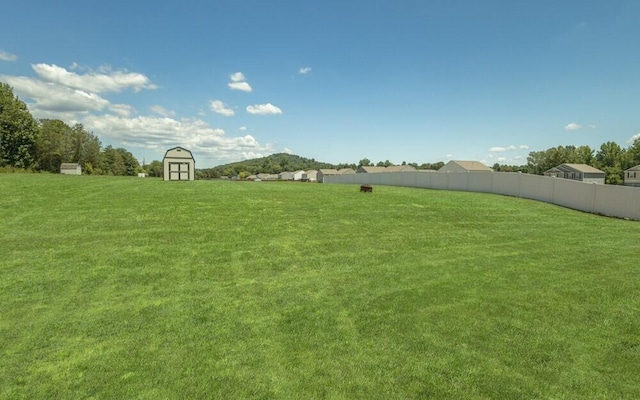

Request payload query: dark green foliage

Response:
[0,83,39,169]
[101,145,140,176]
[144,160,163,177]
[36,119,104,173]
[199,153,338,177]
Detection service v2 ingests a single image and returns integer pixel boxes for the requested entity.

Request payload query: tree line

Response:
[4,81,640,182]
[0,82,146,176]
[525,142,640,184]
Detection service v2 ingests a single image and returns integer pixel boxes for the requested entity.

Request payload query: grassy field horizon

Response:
[1,174,639,399]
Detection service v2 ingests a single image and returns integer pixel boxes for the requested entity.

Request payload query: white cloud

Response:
[31,63,157,93]
[110,104,135,117]
[0,51,17,61]
[1,75,111,113]
[519,145,529,150]
[589,124,597,129]
[283,147,293,154]
[230,72,246,82]
[489,145,516,152]
[564,122,582,130]
[627,133,640,144]
[81,114,274,165]
[228,72,252,92]
[246,103,282,115]
[228,81,252,92]
[209,100,235,116]
[298,67,311,74]
[149,105,175,117]
[239,126,247,131]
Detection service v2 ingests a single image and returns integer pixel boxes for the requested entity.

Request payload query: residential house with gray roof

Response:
[544,163,605,184]
[624,165,640,187]
[438,160,493,173]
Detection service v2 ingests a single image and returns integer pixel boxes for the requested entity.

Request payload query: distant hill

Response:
[198,153,349,178]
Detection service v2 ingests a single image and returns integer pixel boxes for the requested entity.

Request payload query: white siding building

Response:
[163,147,195,181]
[60,163,82,175]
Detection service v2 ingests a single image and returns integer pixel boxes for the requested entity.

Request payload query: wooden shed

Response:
[60,163,82,175]
[163,146,195,181]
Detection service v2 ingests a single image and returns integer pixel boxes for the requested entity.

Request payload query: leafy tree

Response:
[145,160,163,177]
[574,145,595,165]
[595,141,625,184]
[36,119,71,172]
[101,146,124,175]
[627,138,640,165]
[79,127,102,173]
[419,161,444,170]
[0,83,39,169]
[358,158,372,167]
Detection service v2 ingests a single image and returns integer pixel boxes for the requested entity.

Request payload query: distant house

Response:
[292,170,305,181]
[357,165,416,173]
[302,170,317,182]
[257,173,278,181]
[438,160,493,173]
[387,165,416,172]
[544,163,605,184]
[163,146,195,181]
[338,168,356,175]
[357,166,387,173]
[317,169,340,183]
[624,165,640,187]
[278,171,294,180]
[60,163,82,175]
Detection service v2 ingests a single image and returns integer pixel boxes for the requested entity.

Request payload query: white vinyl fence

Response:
[325,171,640,221]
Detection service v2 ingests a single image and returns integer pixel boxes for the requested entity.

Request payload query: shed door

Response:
[169,162,190,180]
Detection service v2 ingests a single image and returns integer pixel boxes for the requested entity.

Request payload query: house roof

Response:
[359,166,388,173]
[551,163,605,174]
[318,169,340,175]
[439,160,493,172]
[60,163,80,168]
[625,165,640,172]
[163,146,194,160]
[386,165,416,172]
[338,168,355,174]
[359,165,417,173]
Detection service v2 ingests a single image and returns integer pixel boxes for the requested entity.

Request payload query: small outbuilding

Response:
[60,163,82,175]
[163,146,195,181]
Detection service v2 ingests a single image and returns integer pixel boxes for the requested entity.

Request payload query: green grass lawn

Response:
[1,174,639,399]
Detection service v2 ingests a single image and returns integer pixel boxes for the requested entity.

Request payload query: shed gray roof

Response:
[625,164,640,172]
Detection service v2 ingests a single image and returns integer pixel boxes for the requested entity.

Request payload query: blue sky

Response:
[1,1,639,168]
